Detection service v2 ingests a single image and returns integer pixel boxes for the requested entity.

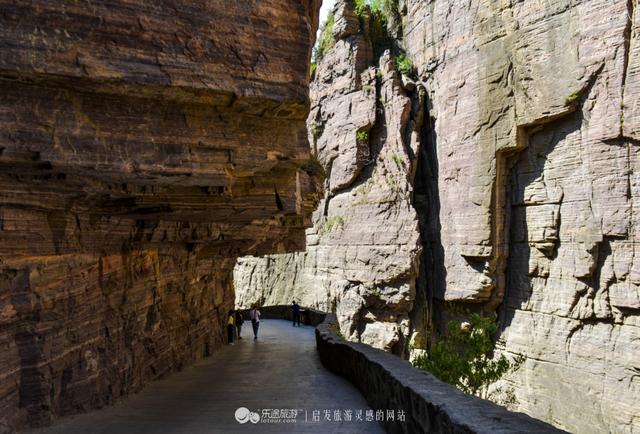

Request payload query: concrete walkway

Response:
[28,320,384,433]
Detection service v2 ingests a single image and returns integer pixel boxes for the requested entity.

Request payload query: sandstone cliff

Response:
[0,1,320,430]
[235,0,640,432]
[404,0,639,431]
[235,0,423,353]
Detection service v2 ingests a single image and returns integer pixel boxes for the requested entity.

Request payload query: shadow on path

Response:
[26,320,383,434]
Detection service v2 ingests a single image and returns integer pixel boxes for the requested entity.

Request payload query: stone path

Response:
[27,320,384,433]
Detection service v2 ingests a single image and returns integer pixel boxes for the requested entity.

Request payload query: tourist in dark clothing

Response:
[292,301,301,327]
[235,310,244,339]
[227,310,235,345]
[249,306,261,339]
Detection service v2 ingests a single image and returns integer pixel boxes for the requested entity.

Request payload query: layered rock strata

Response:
[236,0,640,432]
[0,0,320,430]
[235,1,422,353]
[405,0,639,432]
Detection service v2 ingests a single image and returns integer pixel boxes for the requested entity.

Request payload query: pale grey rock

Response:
[404,0,640,432]
[235,1,422,353]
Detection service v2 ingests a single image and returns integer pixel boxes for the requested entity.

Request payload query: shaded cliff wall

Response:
[404,0,639,432]
[235,1,422,353]
[0,0,321,430]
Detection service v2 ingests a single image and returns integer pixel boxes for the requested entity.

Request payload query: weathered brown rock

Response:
[0,0,321,431]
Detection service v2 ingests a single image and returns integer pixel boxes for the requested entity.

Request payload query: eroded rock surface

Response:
[404,0,639,432]
[235,1,422,354]
[0,0,321,430]
[236,0,640,432]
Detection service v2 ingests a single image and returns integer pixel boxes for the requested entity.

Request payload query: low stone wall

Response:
[315,314,566,434]
[236,305,326,326]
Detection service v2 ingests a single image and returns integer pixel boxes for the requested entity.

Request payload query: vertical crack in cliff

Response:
[622,0,637,103]
[494,63,606,315]
[410,87,442,349]
[621,0,635,131]
[486,135,526,312]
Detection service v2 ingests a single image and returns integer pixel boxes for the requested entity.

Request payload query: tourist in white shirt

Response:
[249,306,261,340]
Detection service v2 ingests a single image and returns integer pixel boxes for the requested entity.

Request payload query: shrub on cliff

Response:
[395,54,416,78]
[314,12,335,62]
[412,313,524,400]
[355,0,395,58]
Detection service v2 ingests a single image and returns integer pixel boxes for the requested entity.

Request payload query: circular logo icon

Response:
[249,412,260,424]
[235,407,251,424]
[235,407,260,424]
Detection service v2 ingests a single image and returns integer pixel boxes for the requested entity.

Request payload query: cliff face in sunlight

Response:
[405,0,639,431]
[235,1,640,432]
[235,1,422,354]
[0,1,321,430]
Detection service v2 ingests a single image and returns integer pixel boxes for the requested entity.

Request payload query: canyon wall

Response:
[0,1,320,431]
[404,0,639,432]
[235,0,423,353]
[235,0,640,432]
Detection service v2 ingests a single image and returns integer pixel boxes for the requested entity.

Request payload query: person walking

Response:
[249,305,261,339]
[292,300,301,327]
[227,310,235,345]
[235,310,244,339]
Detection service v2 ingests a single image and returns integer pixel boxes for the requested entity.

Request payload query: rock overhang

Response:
[0,0,324,260]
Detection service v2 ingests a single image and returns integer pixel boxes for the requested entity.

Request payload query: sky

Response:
[317,0,336,41]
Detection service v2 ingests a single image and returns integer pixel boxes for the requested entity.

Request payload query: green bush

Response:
[330,321,345,339]
[412,313,524,396]
[314,1,402,67]
[395,53,415,78]
[563,91,580,106]
[353,0,396,58]
[355,0,369,15]
[309,62,317,79]
[320,215,345,235]
[356,129,369,142]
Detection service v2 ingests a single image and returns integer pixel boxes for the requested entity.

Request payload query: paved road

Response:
[28,320,384,433]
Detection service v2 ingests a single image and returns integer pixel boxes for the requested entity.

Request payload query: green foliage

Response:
[412,313,524,396]
[395,53,415,78]
[353,0,395,58]
[355,0,395,18]
[311,123,324,141]
[310,62,317,79]
[313,0,403,72]
[391,152,403,167]
[356,129,369,142]
[355,0,369,15]
[563,91,581,106]
[386,174,398,190]
[320,215,345,235]
[382,0,399,19]
[314,12,335,62]
[312,0,404,76]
